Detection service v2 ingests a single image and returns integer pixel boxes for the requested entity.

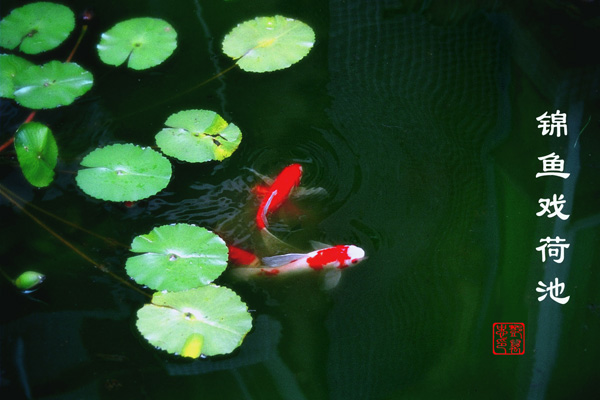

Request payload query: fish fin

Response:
[309,240,333,250]
[291,186,328,199]
[252,184,271,198]
[244,167,274,186]
[260,228,299,254]
[262,253,307,267]
[261,190,278,228]
[322,269,342,290]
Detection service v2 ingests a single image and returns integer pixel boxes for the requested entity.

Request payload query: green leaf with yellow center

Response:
[136,285,252,357]
[222,15,315,73]
[155,109,242,163]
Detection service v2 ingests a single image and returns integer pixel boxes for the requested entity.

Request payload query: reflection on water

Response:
[1,0,599,399]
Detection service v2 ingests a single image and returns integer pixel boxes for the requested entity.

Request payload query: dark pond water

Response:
[1,0,600,399]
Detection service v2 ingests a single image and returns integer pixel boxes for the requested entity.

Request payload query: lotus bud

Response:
[14,271,45,291]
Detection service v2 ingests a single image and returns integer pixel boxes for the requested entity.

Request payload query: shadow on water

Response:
[1,0,599,399]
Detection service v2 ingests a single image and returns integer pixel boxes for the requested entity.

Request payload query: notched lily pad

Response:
[13,61,94,109]
[136,285,253,357]
[0,54,34,99]
[97,17,177,70]
[155,109,242,163]
[126,224,228,292]
[15,122,58,187]
[0,2,75,54]
[75,143,171,202]
[222,15,315,72]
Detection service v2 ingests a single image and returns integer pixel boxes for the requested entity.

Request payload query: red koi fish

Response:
[255,164,303,230]
[230,245,366,282]
[227,244,260,267]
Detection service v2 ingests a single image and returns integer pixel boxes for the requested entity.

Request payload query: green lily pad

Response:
[13,61,94,109]
[75,143,172,202]
[0,54,34,99]
[97,17,177,70]
[155,110,242,163]
[0,2,75,54]
[136,285,252,357]
[222,15,315,72]
[15,122,58,188]
[126,224,228,291]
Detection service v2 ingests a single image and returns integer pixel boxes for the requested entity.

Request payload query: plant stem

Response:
[0,268,14,284]
[66,21,89,63]
[0,184,150,298]
[117,62,238,120]
[0,184,129,249]
[0,112,35,153]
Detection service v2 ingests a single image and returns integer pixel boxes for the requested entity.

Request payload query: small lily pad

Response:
[97,17,177,70]
[136,285,252,357]
[13,61,94,109]
[126,224,228,291]
[155,109,242,163]
[0,2,75,54]
[15,122,58,187]
[75,143,172,202]
[0,54,34,99]
[222,15,315,72]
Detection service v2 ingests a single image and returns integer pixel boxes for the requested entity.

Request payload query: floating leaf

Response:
[75,144,171,202]
[222,15,315,72]
[155,110,242,163]
[0,54,34,99]
[15,122,58,187]
[126,224,228,291]
[13,61,94,109]
[97,18,177,70]
[136,285,252,357]
[14,271,46,291]
[0,2,75,54]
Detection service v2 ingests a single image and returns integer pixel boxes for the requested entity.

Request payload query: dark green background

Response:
[1,0,599,399]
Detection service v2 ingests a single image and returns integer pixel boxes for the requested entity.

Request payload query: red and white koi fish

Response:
[255,164,303,230]
[230,245,366,281]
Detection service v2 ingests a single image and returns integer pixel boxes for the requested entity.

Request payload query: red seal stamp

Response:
[493,322,525,355]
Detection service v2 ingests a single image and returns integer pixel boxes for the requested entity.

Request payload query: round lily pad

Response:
[0,2,75,54]
[222,15,315,72]
[13,61,94,109]
[155,109,242,163]
[75,143,172,202]
[136,285,252,357]
[97,17,177,70]
[0,54,34,99]
[15,122,58,187]
[126,224,228,291]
